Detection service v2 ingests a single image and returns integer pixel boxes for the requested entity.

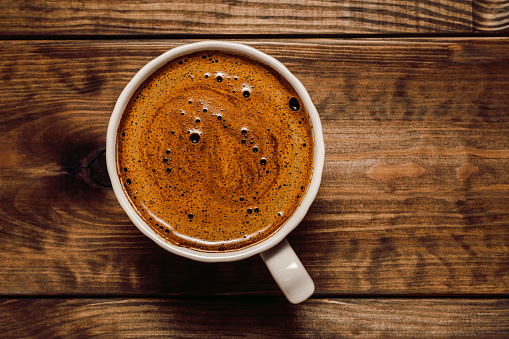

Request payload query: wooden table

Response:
[1,1,509,337]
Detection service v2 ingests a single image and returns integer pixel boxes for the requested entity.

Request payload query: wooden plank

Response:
[0,39,508,295]
[0,0,474,36]
[0,298,507,337]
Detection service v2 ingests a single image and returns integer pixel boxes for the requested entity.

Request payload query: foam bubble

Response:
[190,133,200,143]
[289,97,300,111]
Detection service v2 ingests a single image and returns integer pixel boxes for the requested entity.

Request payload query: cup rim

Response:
[106,40,325,262]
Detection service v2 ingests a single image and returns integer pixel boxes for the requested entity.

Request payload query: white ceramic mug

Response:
[106,41,325,303]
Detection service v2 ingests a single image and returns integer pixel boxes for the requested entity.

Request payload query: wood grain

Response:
[1,39,508,296]
[473,0,509,32]
[0,0,475,36]
[1,298,508,338]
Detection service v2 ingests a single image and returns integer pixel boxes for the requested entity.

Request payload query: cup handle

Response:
[260,238,315,304]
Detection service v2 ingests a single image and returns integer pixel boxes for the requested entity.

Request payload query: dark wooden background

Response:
[1,0,509,337]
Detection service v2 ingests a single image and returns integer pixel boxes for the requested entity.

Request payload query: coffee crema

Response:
[116,50,314,252]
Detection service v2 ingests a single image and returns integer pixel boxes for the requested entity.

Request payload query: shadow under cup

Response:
[106,41,325,265]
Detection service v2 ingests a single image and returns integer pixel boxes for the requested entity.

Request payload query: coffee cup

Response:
[106,41,325,303]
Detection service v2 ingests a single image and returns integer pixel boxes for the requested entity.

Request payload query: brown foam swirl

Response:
[117,51,313,252]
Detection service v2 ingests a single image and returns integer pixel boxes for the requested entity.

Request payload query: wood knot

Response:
[366,162,425,181]
[456,162,479,181]
[87,150,111,187]
[67,150,111,188]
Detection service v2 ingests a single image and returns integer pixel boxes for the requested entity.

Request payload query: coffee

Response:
[116,50,314,252]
